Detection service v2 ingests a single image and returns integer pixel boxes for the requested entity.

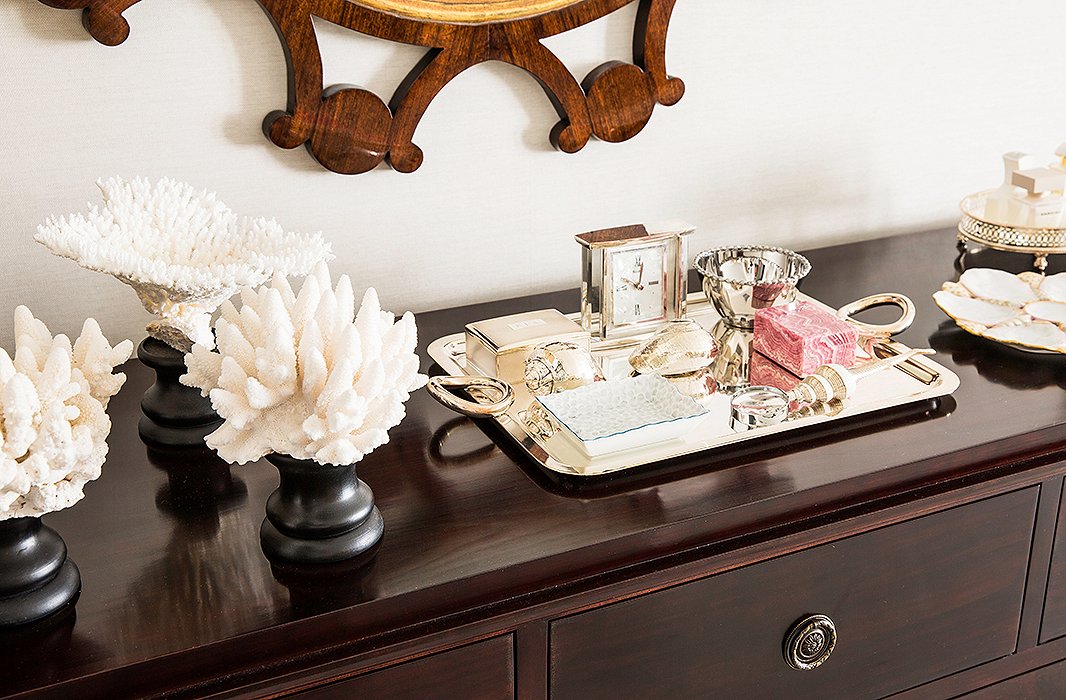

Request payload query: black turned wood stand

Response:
[260,455,384,566]
[137,338,221,449]
[0,518,80,628]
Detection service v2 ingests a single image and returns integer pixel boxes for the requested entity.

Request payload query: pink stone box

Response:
[750,352,801,392]
[753,301,858,376]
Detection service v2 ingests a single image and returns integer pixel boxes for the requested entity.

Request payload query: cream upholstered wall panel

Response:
[2,0,1065,348]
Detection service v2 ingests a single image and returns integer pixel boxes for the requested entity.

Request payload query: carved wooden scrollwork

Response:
[38,0,685,175]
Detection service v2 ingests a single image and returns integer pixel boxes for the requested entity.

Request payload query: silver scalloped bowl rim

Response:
[692,245,812,287]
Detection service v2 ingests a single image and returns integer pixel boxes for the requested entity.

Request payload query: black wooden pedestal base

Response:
[260,454,384,566]
[0,518,81,627]
[138,338,222,448]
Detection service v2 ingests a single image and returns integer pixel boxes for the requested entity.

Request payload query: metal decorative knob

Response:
[784,614,837,671]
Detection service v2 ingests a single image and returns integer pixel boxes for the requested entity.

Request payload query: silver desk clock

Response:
[576,223,692,340]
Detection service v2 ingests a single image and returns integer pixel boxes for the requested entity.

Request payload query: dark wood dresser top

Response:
[8,228,1066,698]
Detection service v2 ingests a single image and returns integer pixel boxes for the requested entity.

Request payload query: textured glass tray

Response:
[426,292,960,477]
[538,375,709,457]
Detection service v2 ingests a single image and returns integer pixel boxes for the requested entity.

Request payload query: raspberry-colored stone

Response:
[753,301,858,376]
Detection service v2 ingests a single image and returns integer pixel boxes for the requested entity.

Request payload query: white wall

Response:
[2,0,1065,348]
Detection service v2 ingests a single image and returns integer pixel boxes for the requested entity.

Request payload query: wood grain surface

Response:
[37,0,685,174]
[1040,485,1066,644]
[962,659,1066,699]
[293,636,514,699]
[550,488,1037,699]
[37,0,140,45]
[352,0,588,23]
[4,228,1066,698]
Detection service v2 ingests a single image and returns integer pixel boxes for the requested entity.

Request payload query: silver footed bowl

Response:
[694,246,812,329]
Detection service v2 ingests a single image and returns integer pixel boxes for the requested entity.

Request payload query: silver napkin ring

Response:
[426,376,515,418]
[523,341,604,396]
[730,386,790,432]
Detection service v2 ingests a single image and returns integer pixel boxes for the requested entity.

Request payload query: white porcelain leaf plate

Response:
[536,374,709,457]
[933,268,1066,354]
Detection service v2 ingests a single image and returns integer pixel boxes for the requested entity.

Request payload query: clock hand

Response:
[621,277,645,291]
[637,260,645,286]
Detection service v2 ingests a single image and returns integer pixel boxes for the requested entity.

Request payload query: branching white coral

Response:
[0,307,133,520]
[35,177,334,351]
[182,263,428,466]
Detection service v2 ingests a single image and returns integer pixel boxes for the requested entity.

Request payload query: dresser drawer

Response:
[1040,483,1066,643]
[551,488,1038,700]
[289,635,514,699]
[961,658,1066,699]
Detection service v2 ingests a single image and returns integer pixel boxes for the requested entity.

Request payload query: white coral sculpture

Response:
[0,307,133,520]
[181,263,428,466]
[35,177,334,352]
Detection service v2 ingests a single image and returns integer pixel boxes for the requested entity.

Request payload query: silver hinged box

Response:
[465,309,590,383]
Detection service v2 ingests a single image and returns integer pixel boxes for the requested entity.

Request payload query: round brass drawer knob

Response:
[784,614,837,671]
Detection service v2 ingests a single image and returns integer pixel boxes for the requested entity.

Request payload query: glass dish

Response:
[537,375,708,457]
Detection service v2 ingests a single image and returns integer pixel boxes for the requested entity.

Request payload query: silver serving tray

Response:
[426,292,960,477]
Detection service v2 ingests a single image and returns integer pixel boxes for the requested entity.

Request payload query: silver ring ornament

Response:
[523,341,604,396]
[426,376,515,418]
[837,293,915,338]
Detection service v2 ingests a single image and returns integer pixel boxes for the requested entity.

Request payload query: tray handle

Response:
[837,293,915,338]
[427,376,515,418]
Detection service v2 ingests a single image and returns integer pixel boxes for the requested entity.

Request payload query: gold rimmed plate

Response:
[934,269,1066,354]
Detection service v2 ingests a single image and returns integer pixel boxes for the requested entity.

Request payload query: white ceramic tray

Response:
[426,292,960,477]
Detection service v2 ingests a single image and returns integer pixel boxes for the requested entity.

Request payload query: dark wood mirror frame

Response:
[38,0,685,175]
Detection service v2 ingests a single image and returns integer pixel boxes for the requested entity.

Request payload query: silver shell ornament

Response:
[629,320,718,377]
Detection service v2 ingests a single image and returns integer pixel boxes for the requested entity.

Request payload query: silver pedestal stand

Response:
[958,190,1066,272]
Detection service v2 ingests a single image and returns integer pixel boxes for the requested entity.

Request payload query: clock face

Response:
[607,243,668,327]
[576,224,689,339]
